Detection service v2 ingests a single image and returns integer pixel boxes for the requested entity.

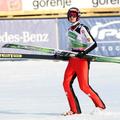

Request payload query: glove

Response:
[75,50,86,58]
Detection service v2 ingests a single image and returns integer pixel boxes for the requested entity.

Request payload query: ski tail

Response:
[0,53,68,60]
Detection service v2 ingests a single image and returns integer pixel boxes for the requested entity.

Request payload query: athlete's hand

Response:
[76,50,86,58]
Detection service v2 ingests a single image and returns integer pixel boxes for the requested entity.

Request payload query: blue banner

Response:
[58,17,120,57]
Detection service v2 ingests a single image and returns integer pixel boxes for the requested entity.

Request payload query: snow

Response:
[0,60,120,120]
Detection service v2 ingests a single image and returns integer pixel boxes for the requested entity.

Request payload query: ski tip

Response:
[2,44,13,48]
[2,44,9,48]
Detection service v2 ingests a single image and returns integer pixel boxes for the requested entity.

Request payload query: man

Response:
[63,7,106,115]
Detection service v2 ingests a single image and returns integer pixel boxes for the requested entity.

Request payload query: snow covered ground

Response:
[0,60,120,120]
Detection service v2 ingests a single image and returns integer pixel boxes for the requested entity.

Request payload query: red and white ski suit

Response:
[63,22,106,113]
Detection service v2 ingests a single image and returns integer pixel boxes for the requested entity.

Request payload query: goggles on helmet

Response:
[68,11,78,18]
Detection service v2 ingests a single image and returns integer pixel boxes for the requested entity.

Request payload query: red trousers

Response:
[63,57,105,113]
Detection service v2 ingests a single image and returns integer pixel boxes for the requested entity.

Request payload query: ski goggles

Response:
[68,11,78,18]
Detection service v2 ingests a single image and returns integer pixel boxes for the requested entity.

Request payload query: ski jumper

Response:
[63,22,106,113]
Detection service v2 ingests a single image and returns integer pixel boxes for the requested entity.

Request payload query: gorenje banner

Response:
[0,19,58,54]
[58,17,120,57]
[1,0,120,11]
[0,0,120,19]
[23,0,120,10]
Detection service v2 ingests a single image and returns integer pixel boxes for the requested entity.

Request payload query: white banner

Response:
[0,0,119,18]
[21,0,120,11]
[0,0,119,11]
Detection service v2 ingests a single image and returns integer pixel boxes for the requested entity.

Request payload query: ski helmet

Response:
[67,7,80,21]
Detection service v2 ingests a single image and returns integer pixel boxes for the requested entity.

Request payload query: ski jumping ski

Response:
[2,43,120,64]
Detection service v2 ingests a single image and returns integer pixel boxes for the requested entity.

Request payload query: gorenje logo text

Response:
[32,0,71,9]
[92,0,120,7]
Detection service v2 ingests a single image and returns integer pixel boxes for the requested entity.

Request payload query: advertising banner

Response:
[22,0,120,10]
[0,19,58,54]
[1,0,120,11]
[0,0,22,11]
[0,0,119,19]
[58,17,120,57]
